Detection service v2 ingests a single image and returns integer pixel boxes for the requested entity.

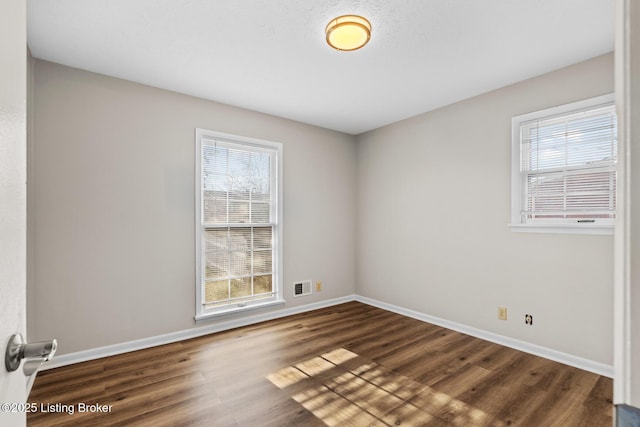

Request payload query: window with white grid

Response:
[510,94,617,234]
[195,129,283,320]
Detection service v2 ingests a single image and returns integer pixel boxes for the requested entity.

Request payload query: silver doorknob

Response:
[4,333,57,372]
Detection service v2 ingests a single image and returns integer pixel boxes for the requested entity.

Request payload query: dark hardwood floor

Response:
[27,302,613,426]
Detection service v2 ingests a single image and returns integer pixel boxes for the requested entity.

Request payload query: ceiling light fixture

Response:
[325,15,371,51]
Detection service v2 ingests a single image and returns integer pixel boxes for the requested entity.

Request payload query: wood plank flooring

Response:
[27,302,613,426]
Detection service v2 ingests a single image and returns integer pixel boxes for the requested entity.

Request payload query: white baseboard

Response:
[42,294,613,378]
[42,295,356,370]
[355,295,614,378]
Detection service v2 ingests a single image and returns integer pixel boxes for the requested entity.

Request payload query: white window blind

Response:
[195,130,282,318]
[511,95,617,233]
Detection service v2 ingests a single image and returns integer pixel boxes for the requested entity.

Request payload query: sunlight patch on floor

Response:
[267,348,502,426]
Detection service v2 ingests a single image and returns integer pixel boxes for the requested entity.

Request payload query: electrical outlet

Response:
[525,314,533,325]
[497,307,507,320]
[316,281,322,291]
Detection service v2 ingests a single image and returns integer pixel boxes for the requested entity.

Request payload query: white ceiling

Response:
[27,0,614,135]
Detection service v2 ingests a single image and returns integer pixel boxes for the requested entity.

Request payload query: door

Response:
[0,0,28,426]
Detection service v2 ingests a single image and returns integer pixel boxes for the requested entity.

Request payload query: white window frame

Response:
[195,129,284,322]
[510,94,616,235]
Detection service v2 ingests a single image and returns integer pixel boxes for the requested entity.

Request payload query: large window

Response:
[195,129,283,320]
[510,94,617,234]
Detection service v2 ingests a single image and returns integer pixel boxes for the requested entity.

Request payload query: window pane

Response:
[229,227,251,250]
[253,227,272,249]
[229,200,250,224]
[203,145,227,175]
[251,152,270,176]
[230,277,252,298]
[203,173,229,193]
[228,148,252,178]
[230,251,251,276]
[252,178,271,202]
[254,275,273,295]
[229,188,251,201]
[205,280,229,304]
[253,250,272,275]
[203,192,227,223]
[205,252,229,281]
[204,229,228,252]
[251,202,270,223]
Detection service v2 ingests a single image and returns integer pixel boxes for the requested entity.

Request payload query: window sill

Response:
[195,299,285,324]
[509,223,614,235]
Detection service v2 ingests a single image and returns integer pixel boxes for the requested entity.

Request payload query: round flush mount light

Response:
[325,15,371,51]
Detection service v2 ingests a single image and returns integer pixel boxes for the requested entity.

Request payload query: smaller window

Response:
[510,94,617,234]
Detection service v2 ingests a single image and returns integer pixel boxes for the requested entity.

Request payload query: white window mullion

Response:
[563,173,567,219]
[226,226,231,302]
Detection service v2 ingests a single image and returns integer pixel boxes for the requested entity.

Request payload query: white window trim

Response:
[194,129,284,322]
[509,93,616,235]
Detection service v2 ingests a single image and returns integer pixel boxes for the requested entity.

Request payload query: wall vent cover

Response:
[293,280,312,297]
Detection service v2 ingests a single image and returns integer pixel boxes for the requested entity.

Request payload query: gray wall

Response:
[31,53,616,366]
[29,60,356,354]
[356,53,614,365]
